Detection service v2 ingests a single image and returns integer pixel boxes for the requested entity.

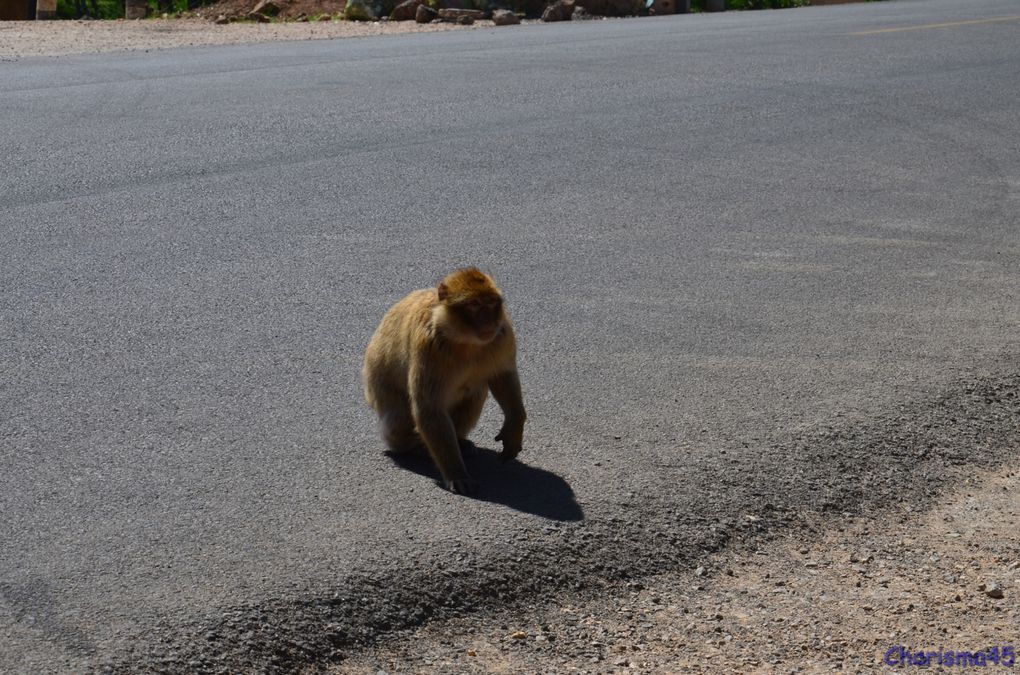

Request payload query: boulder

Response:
[437,7,483,21]
[250,0,279,15]
[124,0,147,19]
[390,0,424,20]
[541,0,574,21]
[491,8,519,24]
[576,0,640,14]
[415,3,438,21]
[344,0,377,19]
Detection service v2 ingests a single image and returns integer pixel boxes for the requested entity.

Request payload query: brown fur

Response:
[363,268,527,494]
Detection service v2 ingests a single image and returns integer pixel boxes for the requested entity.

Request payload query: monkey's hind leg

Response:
[450,387,487,454]
[374,391,425,455]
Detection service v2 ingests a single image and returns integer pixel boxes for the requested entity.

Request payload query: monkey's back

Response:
[362,288,437,409]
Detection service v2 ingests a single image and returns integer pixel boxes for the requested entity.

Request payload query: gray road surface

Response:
[2,0,1019,671]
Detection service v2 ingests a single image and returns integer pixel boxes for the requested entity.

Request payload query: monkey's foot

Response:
[497,449,523,464]
[445,477,478,495]
[387,440,428,456]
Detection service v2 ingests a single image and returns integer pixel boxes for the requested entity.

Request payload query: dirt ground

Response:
[338,467,1018,673]
[0,16,512,60]
[0,0,872,60]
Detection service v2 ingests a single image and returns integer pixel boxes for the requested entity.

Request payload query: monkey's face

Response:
[452,294,504,344]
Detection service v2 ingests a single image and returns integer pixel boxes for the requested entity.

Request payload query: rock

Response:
[694,566,706,577]
[318,13,333,19]
[124,0,147,19]
[250,0,279,15]
[415,4,437,21]
[572,6,594,19]
[984,582,1005,599]
[457,14,474,23]
[491,8,519,24]
[576,0,640,15]
[213,13,229,22]
[345,0,377,20]
[510,630,527,639]
[390,0,424,20]
[541,0,574,21]
[247,11,271,21]
[437,8,483,21]
[295,12,308,20]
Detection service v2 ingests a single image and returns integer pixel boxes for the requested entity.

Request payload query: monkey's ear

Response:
[437,282,449,302]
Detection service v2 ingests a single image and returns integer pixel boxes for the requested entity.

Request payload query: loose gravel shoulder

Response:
[0,17,513,60]
[339,467,1019,673]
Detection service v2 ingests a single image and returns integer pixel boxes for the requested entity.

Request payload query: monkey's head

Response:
[437,267,506,345]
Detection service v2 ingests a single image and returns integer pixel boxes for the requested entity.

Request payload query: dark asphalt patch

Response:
[105,366,1020,674]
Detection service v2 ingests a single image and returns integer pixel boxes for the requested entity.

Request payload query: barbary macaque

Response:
[363,268,527,494]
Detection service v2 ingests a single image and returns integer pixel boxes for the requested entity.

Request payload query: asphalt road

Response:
[2,0,1019,671]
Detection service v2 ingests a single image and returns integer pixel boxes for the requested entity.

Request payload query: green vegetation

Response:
[56,0,123,18]
[57,0,201,18]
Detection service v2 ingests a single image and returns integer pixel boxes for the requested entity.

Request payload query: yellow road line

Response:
[852,15,1020,36]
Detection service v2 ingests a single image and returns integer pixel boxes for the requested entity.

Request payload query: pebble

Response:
[983,582,1005,599]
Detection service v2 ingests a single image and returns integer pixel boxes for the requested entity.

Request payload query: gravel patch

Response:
[340,467,1019,673]
[0,17,524,60]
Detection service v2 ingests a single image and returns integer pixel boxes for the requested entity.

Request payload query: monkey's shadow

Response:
[387,448,584,522]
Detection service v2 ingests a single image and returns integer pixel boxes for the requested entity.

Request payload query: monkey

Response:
[362,268,527,495]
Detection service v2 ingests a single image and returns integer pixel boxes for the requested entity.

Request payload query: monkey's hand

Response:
[495,421,524,463]
[445,477,478,495]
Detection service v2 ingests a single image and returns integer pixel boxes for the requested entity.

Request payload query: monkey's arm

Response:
[409,361,476,495]
[489,369,526,462]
